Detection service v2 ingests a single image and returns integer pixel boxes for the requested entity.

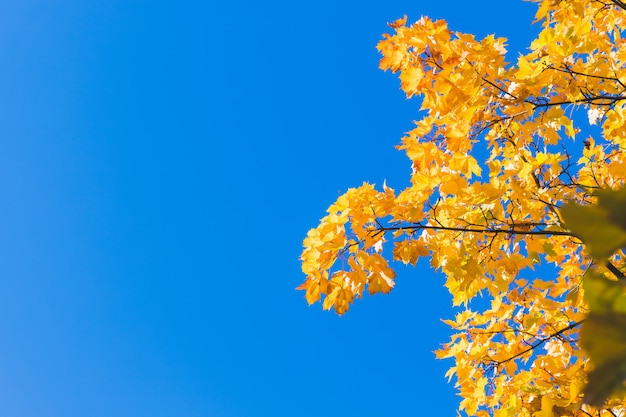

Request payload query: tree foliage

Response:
[299,0,626,415]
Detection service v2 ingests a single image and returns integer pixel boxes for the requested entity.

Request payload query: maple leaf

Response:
[300,0,626,414]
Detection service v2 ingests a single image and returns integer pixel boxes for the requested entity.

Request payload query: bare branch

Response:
[377,223,574,237]
[494,320,585,365]
[606,260,626,280]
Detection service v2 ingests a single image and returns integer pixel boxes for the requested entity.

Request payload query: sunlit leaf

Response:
[300,0,626,414]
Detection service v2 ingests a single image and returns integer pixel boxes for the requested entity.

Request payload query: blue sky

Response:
[0,2,539,416]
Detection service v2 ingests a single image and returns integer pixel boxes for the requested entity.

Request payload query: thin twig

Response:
[495,320,585,365]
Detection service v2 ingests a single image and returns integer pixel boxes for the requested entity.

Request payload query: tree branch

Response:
[377,223,574,237]
[605,260,626,280]
[494,320,585,365]
[611,0,626,11]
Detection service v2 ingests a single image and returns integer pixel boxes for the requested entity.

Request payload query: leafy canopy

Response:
[299,0,626,415]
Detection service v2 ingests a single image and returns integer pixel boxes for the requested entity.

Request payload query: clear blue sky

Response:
[0,2,538,416]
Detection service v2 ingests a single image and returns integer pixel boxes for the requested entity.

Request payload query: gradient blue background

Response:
[0,2,538,416]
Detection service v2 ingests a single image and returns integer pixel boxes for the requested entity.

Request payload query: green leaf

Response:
[583,353,626,407]
[542,241,557,257]
[561,188,626,259]
[596,187,626,231]
[584,269,626,314]
[581,270,626,406]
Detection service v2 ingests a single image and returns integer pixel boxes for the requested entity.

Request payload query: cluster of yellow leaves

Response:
[300,0,626,415]
[299,184,397,314]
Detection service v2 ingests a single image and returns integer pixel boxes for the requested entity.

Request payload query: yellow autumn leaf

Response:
[300,0,626,414]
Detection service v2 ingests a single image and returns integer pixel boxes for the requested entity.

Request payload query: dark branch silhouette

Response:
[492,320,585,366]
